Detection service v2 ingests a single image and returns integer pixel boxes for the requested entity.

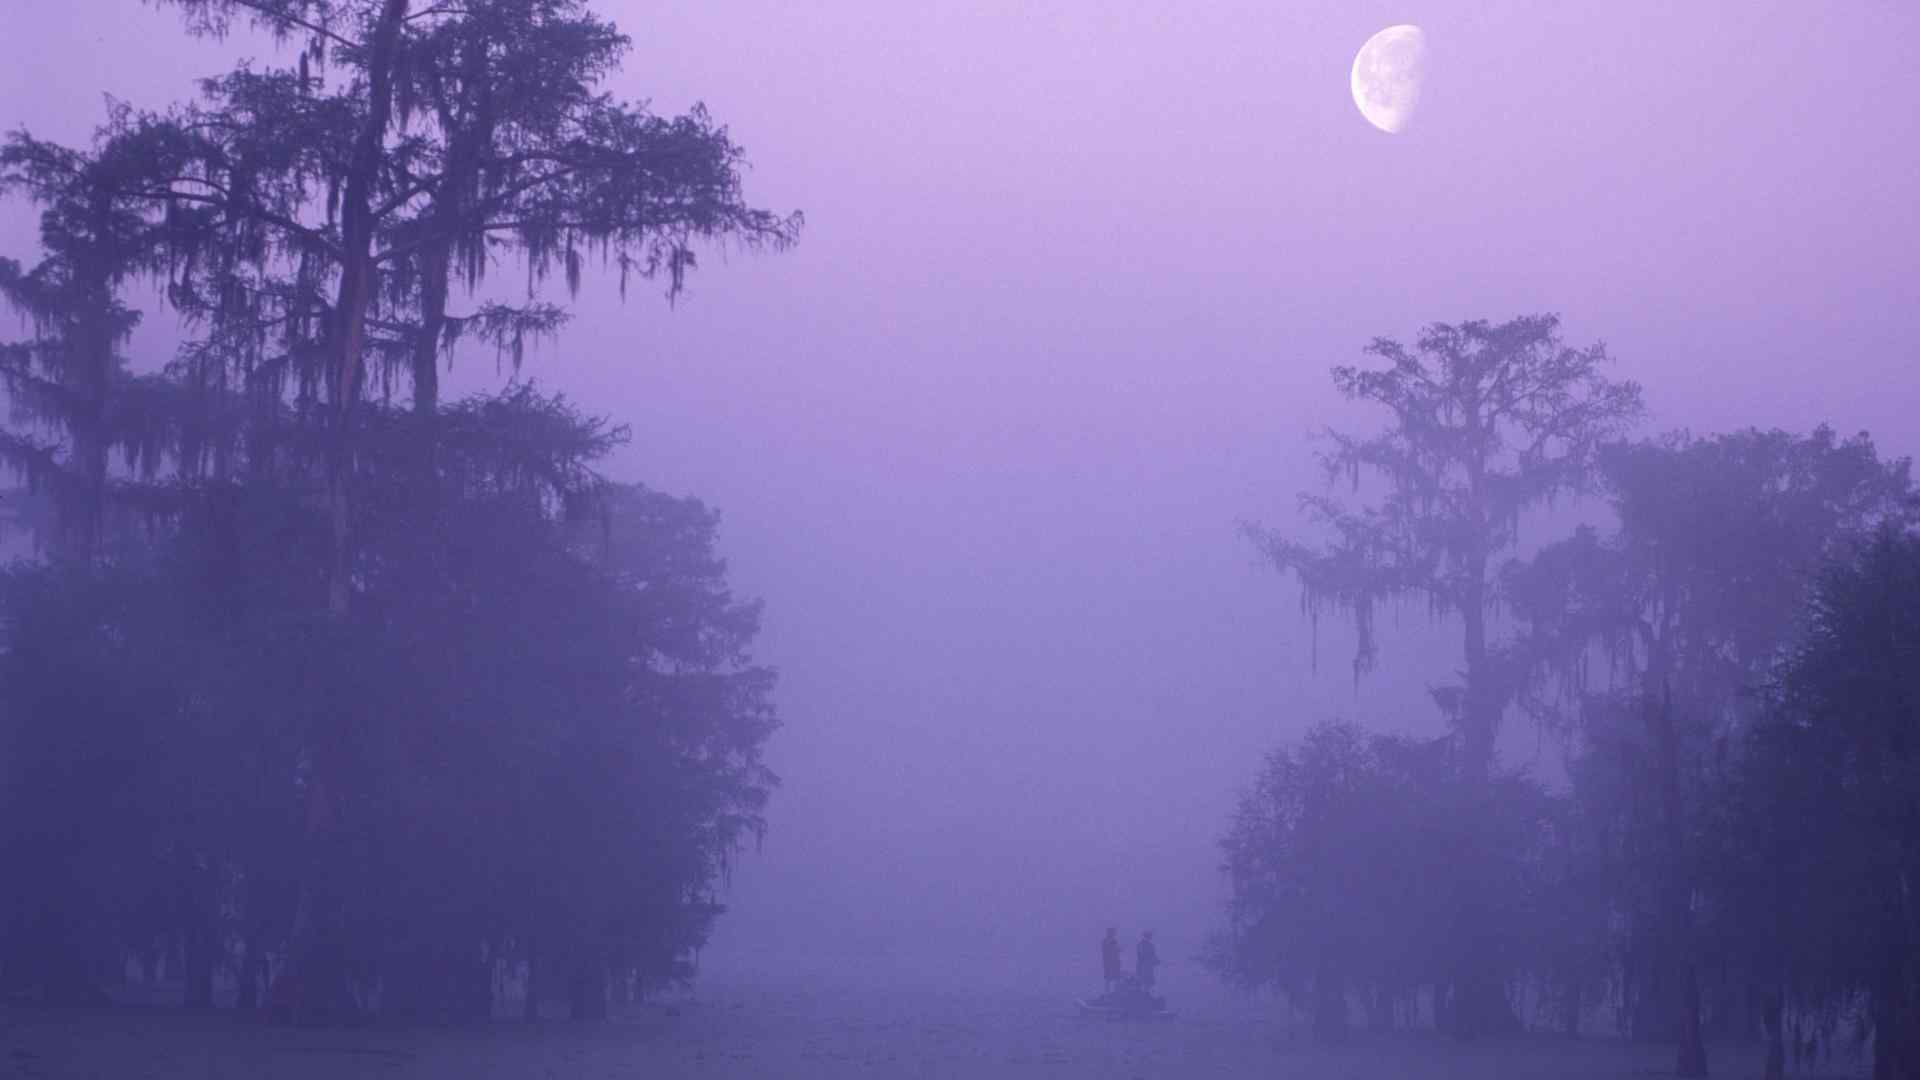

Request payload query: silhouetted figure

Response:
[1101,928,1123,991]
[1136,931,1159,989]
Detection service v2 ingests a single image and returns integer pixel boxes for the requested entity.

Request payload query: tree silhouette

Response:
[1245,313,1642,1036]
[0,132,177,557]
[1509,427,1916,1074]
[0,2,793,1022]
[1728,528,1920,1080]
[99,0,797,1017]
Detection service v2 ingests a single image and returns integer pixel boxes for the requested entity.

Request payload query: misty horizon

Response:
[2,3,1916,1075]
[5,2,1916,984]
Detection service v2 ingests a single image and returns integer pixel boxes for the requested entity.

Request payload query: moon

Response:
[1351,24,1427,134]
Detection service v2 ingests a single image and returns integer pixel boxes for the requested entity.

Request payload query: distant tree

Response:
[336,391,779,1020]
[381,0,803,417]
[0,562,162,1003]
[1527,756,1619,1037]
[1244,314,1643,1036]
[119,0,798,628]
[1509,427,1916,1075]
[0,0,790,1025]
[1211,718,1555,1039]
[142,0,801,418]
[0,132,259,1008]
[0,386,778,1020]
[1213,719,1380,1039]
[1724,528,1920,1080]
[0,132,180,557]
[15,0,800,1017]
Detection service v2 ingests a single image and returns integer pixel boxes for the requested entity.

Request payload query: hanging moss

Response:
[1246,315,1644,755]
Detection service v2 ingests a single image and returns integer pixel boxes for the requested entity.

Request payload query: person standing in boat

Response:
[1136,931,1160,990]
[1101,928,1123,991]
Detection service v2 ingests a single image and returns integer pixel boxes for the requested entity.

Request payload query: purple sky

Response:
[4,1,1918,987]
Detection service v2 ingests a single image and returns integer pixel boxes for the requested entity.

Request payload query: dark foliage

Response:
[1242,314,1642,1038]
[1211,720,1555,1039]
[0,391,778,1019]
[1228,320,1920,1080]
[1717,528,1920,1079]
[0,0,789,1025]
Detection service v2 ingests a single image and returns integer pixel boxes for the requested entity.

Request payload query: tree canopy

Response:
[0,0,792,1024]
[1248,313,1643,776]
[1232,316,1919,1077]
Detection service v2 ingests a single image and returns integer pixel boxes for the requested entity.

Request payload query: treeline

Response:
[1215,316,1920,1080]
[0,0,795,1021]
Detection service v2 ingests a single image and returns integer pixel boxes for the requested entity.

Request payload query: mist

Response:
[1,2,1917,1077]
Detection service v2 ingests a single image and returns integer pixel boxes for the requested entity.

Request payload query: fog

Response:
[2,1,1918,1072]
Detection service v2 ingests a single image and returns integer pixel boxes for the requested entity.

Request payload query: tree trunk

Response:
[407,238,446,503]
[410,253,448,420]
[1447,571,1522,1040]
[278,0,410,1027]
[407,28,493,508]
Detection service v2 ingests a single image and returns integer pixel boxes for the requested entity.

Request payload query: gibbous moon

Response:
[1351,24,1427,134]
